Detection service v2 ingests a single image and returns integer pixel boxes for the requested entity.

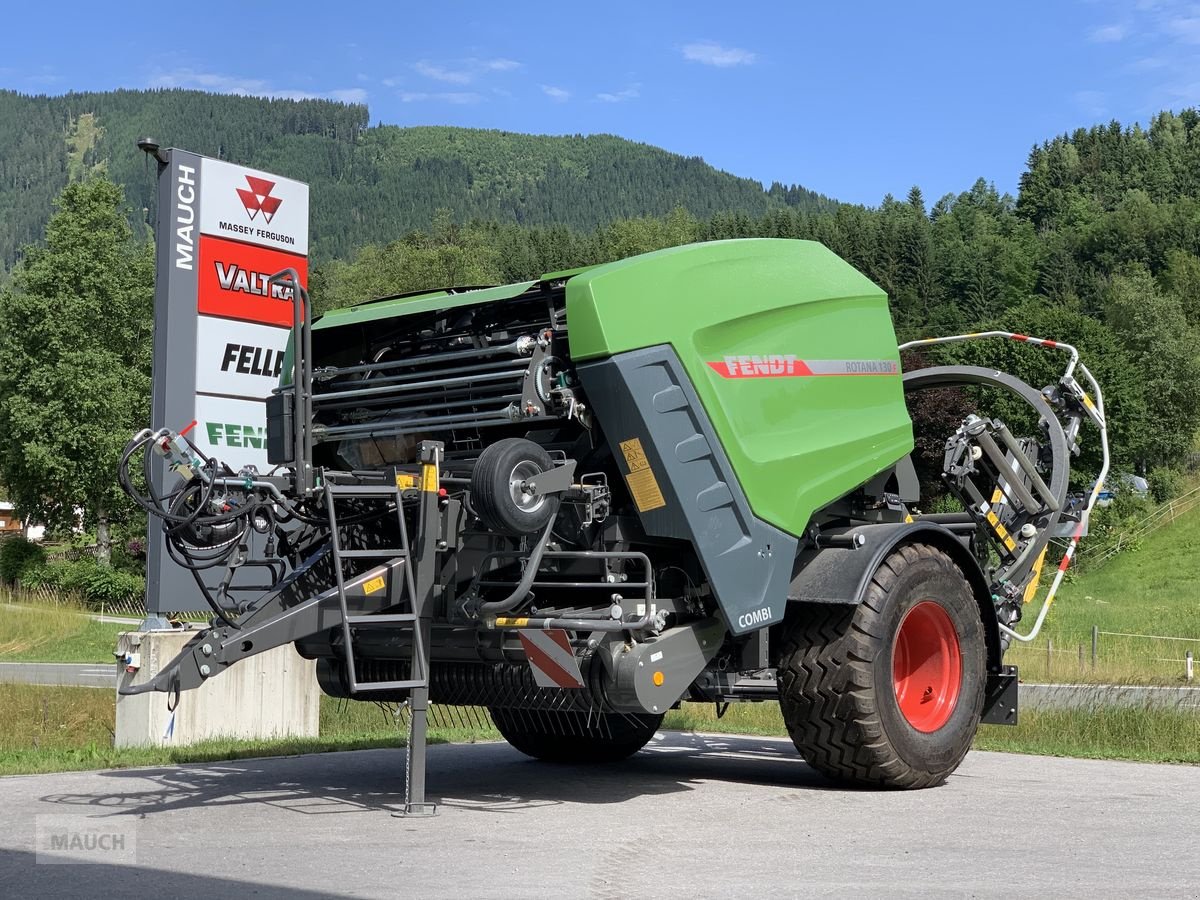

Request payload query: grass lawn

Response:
[0,685,1195,777]
[0,603,125,663]
[0,685,499,777]
[664,701,1200,765]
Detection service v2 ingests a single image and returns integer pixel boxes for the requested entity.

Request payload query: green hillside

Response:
[1005,499,1200,683]
[1051,506,1200,641]
[0,89,835,267]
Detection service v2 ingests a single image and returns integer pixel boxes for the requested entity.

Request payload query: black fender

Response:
[788,522,1002,673]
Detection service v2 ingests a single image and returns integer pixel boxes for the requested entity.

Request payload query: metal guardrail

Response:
[1073,485,1200,570]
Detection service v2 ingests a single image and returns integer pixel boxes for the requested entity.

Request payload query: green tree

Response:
[0,177,153,564]
[937,299,1144,480]
[312,209,504,312]
[1104,265,1200,468]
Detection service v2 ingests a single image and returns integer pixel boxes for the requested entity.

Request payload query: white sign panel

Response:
[195,317,290,399]
[199,158,310,256]
[192,394,273,472]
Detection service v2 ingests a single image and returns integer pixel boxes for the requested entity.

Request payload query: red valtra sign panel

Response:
[197,236,308,327]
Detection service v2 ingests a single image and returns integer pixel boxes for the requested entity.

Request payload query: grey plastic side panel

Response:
[576,346,797,635]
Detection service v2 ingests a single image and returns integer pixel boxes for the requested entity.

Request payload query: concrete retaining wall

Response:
[1021,682,1200,712]
[115,630,319,747]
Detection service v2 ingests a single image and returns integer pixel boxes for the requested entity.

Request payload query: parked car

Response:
[1093,474,1149,508]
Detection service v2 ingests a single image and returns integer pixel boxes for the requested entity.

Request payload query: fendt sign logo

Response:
[236,175,283,224]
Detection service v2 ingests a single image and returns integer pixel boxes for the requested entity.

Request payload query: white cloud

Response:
[398,91,482,104]
[484,58,521,72]
[541,84,570,102]
[328,88,368,103]
[1096,2,1200,108]
[150,68,366,103]
[1128,56,1168,71]
[1089,23,1127,42]
[151,69,270,95]
[1167,14,1200,42]
[413,57,522,85]
[681,40,756,68]
[413,60,474,84]
[596,83,640,103]
[1074,89,1110,117]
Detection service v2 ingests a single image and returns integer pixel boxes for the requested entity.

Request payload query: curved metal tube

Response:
[476,514,559,615]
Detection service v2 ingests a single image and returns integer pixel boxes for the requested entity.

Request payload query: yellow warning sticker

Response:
[395,473,416,489]
[1023,546,1048,604]
[619,437,666,512]
[362,575,386,595]
[421,463,439,493]
[494,617,529,627]
[985,510,1017,552]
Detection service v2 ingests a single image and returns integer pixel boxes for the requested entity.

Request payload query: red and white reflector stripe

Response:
[518,629,585,689]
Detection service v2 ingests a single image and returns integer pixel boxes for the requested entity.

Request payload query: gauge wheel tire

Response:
[471,438,558,535]
[777,542,986,789]
[489,708,663,763]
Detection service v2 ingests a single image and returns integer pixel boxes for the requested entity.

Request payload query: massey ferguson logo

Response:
[236,176,282,224]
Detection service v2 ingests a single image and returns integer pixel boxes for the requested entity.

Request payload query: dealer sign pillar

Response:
[121,141,317,746]
[142,140,309,617]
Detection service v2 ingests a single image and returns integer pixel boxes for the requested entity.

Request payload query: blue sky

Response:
[2,1,1198,206]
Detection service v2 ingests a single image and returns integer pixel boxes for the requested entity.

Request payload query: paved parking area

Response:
[0,732,1196,898]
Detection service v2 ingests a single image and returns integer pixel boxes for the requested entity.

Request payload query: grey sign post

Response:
[141,142,309,619]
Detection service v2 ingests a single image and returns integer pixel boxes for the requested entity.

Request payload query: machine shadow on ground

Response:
[35,732,852,820]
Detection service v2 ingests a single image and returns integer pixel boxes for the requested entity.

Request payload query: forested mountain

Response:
[5,86,1200,484]
[0,88,835,268]
[313,109,1200,479]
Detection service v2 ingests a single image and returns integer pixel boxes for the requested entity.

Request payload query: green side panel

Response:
[311,280,538,331]
[565,239,913,536]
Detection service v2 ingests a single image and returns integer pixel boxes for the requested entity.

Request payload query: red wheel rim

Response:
[892,600,962,732]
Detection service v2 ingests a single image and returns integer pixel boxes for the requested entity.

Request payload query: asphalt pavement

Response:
[0,731,1196,898]
[0,661,115,687]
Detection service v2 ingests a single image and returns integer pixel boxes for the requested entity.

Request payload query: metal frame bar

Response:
[900,330,1110,643]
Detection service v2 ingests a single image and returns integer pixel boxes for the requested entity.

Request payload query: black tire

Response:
[777,542,986,789]
[471,438,558,535]
[489,708,663,763]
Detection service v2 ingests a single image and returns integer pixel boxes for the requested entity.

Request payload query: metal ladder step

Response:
[323,474,428,700]
[351,678,426,692]
[325,483,410,497]
[346,613,418,625]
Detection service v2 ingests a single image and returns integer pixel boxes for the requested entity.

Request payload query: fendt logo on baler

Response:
[707,356,900,378]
